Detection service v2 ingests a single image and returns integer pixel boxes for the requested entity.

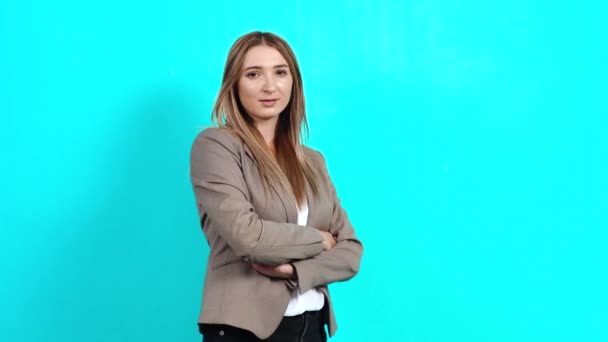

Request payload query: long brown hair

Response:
[212,31,319,205]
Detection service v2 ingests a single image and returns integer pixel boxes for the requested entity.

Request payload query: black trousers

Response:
[200,309,327,342]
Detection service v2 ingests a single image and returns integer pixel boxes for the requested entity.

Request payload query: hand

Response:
[251,263,295,279]
[319,231,336,251]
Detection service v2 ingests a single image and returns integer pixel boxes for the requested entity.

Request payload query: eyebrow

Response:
[244,64,289,71]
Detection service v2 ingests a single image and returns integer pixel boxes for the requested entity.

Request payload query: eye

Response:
[246,71,259,78]
[276,69,288,76]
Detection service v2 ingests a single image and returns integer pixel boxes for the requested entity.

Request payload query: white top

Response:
[283,196,325,316]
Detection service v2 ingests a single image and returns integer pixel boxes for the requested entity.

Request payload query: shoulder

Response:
[302,146,336,191]
[191,127,243,158]
[303,145,329,172]
[194,127,241,147]
[303,145,323,161]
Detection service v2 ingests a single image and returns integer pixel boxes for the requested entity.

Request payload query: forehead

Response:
[242,45,288,68]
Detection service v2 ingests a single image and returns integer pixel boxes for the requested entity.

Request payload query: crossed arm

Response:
[190,129,362,290]
[250,229,336,280]
[253,168,363,292]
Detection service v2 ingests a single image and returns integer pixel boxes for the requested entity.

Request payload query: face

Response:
[237,45,293,124]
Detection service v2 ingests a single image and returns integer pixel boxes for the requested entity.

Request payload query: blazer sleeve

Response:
[189,129,325,266]
[288,151,363,292]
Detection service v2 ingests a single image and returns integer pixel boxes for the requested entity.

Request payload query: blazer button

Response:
[219,330,224,336]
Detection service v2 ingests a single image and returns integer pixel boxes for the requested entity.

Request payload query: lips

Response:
[259,99,278,107]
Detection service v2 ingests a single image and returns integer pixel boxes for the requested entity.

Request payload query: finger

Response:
[275,264,291,273]
[252,264,269,273]
[253,265,277,276]
[252,263,271,269]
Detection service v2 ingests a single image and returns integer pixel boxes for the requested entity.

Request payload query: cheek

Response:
[238,82,257,103]
[278,79,293,94]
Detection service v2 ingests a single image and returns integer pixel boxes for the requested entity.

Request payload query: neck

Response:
[254,118,278,156]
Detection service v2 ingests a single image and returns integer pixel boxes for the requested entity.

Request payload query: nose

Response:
[262,75,277,93]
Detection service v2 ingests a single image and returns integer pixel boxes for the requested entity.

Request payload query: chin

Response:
[256,109,283,118]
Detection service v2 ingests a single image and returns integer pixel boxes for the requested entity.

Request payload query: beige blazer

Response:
[189,127,363,339]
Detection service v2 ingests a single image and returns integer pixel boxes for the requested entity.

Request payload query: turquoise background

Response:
[1,1,607,341]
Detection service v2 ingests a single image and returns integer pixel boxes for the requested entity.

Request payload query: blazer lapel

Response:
[242,143,297,224]
[273,183,298,224]
[304,177,316,227]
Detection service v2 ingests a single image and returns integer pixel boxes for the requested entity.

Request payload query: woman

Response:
[189,31,363,342]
